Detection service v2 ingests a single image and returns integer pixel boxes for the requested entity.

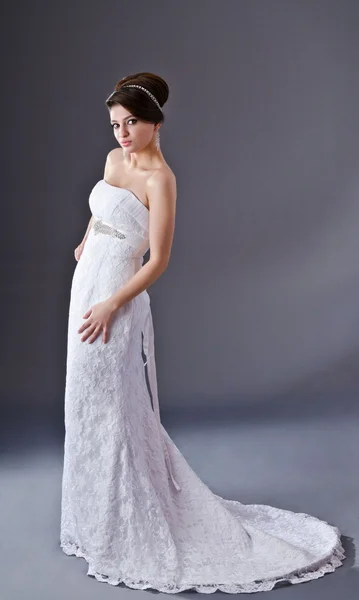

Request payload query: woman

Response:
[60,71,345,593]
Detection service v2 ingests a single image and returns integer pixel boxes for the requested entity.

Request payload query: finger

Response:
[83,309,92,319]
[78,320,92,334]
[88,326,102,344]
[81,324,96,342]
[103,325,109,344]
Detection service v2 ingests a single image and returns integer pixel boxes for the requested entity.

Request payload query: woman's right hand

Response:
[74,240,86,262]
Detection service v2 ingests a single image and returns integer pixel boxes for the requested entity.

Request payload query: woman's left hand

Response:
[78,299,118,344]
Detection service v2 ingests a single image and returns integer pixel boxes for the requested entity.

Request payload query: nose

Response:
[116,125,128,136]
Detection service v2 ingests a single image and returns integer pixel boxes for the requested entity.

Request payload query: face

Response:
[109,104,159,152]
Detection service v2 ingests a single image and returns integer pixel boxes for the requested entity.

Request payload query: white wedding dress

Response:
[60,179,345,593]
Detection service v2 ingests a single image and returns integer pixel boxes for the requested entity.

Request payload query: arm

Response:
[108,170,177,311]
[81,215,94,244]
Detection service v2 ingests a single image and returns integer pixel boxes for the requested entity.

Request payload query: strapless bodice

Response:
[88,179,150,259]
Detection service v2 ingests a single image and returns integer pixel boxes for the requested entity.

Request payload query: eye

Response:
[111,118,137,129]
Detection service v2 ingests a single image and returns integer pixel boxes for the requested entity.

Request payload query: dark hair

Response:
[105,71,169,125]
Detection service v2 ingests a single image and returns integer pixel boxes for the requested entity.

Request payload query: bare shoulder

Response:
[106,147,123,165]
[103,148,123,178]
[147,165,177,198]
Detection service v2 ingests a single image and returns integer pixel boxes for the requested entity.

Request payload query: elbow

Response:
[150,256,169,274]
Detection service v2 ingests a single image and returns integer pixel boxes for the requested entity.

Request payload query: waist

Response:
[92,217,126,240]
[90,217,148,261]
[89,219,145,266]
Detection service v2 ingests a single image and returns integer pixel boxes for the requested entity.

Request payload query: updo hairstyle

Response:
[105,71,169,126]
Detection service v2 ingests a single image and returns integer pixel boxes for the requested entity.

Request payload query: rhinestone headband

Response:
[107,84,162,111]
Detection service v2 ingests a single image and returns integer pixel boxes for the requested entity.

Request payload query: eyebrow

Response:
[110,116,134,123]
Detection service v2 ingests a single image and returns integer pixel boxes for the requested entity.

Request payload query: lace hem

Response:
[60,536,345,594]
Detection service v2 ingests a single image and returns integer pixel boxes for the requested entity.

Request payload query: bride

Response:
[60,71,345,594]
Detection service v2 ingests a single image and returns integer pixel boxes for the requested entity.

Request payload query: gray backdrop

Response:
[2,0,359,425]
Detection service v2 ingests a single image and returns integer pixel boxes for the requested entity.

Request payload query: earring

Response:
[155,130,160,150]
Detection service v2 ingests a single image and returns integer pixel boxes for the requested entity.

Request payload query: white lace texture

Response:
[60,180,345,593]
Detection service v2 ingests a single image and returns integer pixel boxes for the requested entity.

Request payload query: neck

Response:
[123,144,164,171]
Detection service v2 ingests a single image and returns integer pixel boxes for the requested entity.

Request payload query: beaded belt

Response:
[93,218,126,239]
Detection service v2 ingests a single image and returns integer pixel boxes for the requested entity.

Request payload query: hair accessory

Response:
[107,84,162,111]
[121,84,161,110]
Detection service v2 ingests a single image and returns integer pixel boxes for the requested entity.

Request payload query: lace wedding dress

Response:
[60,179,345,593]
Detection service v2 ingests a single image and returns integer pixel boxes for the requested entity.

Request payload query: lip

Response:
[121,141,132,145]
